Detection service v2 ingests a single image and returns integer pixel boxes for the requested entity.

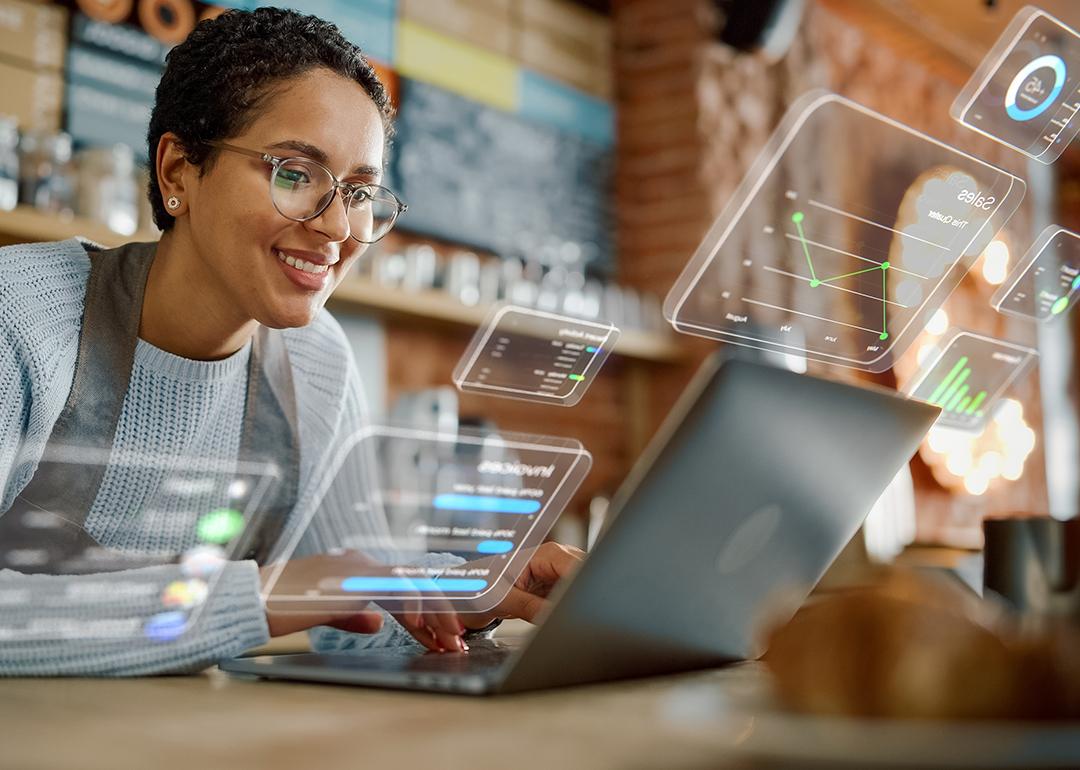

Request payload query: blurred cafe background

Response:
[0,0,1077,588]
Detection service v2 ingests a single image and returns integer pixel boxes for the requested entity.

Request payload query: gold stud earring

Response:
[167,196,181,210]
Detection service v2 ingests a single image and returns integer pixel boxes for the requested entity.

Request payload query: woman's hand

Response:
[459,542,586,630]
[259,554,387,638]
[256,541,586,648]
[258,553,468,651]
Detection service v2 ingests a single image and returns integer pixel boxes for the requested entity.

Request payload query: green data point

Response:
[809,279,820,288]
[197,508,245,544]
[879,332,889,340]
[791,211,804,224]
[1051,296,1069,315]
[880,261,890,270]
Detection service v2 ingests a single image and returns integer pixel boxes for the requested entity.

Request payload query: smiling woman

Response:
[0,7,585,677]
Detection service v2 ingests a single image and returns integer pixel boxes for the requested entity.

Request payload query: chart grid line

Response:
[782,233,929,280]
[741,297,882,334]
[807,198,951,250]
[762,266,911,308]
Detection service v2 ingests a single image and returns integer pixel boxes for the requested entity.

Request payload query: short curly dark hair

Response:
[146,7,393,230]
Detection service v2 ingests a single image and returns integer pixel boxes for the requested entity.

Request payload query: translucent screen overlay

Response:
[453,304,618,406]
[951,6,1080,164]
[992,225,1080,322]
[262,426,591,614]
[0,446,280,642]
[906,329,1037,432]
[664,92,1025,373]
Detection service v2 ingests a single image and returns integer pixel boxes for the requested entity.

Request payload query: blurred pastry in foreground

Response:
[764,569,1080,720]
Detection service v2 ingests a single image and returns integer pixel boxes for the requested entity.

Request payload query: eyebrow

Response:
[267,139,382,179]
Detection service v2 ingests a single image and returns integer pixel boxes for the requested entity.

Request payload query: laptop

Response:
[220,356,939,694]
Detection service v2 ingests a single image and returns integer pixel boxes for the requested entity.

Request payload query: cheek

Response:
[335,242,369,278]
[202,171,278,235]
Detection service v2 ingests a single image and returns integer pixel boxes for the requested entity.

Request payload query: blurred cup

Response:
[983,515,1080,619]
[445,250,481,306]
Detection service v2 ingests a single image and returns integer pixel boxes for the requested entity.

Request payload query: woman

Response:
[0,7,582,675]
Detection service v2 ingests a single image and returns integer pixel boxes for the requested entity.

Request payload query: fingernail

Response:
[458,638,468,652]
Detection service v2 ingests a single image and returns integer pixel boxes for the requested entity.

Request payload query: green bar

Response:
[937,368,971,409]
[956,395,972,413]
[945,384,969,412]
[928,356,969,404]
[965,390,988,415]
[568,374,585,381]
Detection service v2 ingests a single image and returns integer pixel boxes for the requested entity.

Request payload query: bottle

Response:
[18,130,75,216]
[0,116,19,212]
[76,144,138,235]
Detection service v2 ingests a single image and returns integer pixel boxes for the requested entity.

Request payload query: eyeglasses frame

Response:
[204,140,407,244]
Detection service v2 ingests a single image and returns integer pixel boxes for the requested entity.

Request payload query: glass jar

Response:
[18,130,75,216]
[0,116,18,212]
[76,144,138,235]
[136,165,155,234]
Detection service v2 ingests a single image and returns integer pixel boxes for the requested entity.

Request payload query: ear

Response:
[155,132,193,216]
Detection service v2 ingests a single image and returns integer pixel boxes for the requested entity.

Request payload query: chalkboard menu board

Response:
[392,78,614,274]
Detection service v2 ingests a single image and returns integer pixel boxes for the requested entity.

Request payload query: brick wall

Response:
[612,0,1050,537]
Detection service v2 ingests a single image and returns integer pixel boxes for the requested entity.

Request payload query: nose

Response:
[306,187,351,243]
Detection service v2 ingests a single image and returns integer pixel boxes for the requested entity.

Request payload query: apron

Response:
[0,240,300,575]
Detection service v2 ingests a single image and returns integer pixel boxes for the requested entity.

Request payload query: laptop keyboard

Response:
[291,637,519,676]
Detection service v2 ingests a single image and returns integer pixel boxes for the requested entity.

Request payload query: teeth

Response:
[275,249,330,274]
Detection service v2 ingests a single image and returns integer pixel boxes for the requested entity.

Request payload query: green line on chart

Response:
[880,262,889,341]
[819,265,884,283]
[791,212,818,284]
[793,210,891,339]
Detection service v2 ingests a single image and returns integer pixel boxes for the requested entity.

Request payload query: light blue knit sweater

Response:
[0,239,444,675]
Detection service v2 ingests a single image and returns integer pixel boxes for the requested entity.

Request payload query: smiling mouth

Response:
[274,249,332,274]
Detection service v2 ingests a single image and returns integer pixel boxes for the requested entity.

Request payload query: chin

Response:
[258,301,321,330]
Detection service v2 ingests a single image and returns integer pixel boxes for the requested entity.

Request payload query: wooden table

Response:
[0,664,764,770]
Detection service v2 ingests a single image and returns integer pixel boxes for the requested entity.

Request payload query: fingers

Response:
[325,611,385,635]
[391,591,467,652]
[421,603,468,652]
[520,542,586,590]
[266,609,384,637]
[500,585,551,624]
[394,611,467,652]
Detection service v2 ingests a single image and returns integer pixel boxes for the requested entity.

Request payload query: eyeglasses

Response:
[206,140,407,244]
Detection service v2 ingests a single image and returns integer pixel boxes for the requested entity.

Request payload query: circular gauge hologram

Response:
[1005,54,1067,121]
[952,7,1080,163]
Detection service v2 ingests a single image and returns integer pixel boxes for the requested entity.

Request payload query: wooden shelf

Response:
[329,279,687,363]
[0,206,687,364]
[0,205,160,248]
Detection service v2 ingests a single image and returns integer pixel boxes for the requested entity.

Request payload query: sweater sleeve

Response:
[0,319,30,513]
[0,241,270,676]
[0,561,269,676]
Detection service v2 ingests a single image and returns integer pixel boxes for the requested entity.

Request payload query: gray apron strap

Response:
[231,326,300,564]
[0,241,299,574]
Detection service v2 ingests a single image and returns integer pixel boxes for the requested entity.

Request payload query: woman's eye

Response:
[276,168,310,187]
